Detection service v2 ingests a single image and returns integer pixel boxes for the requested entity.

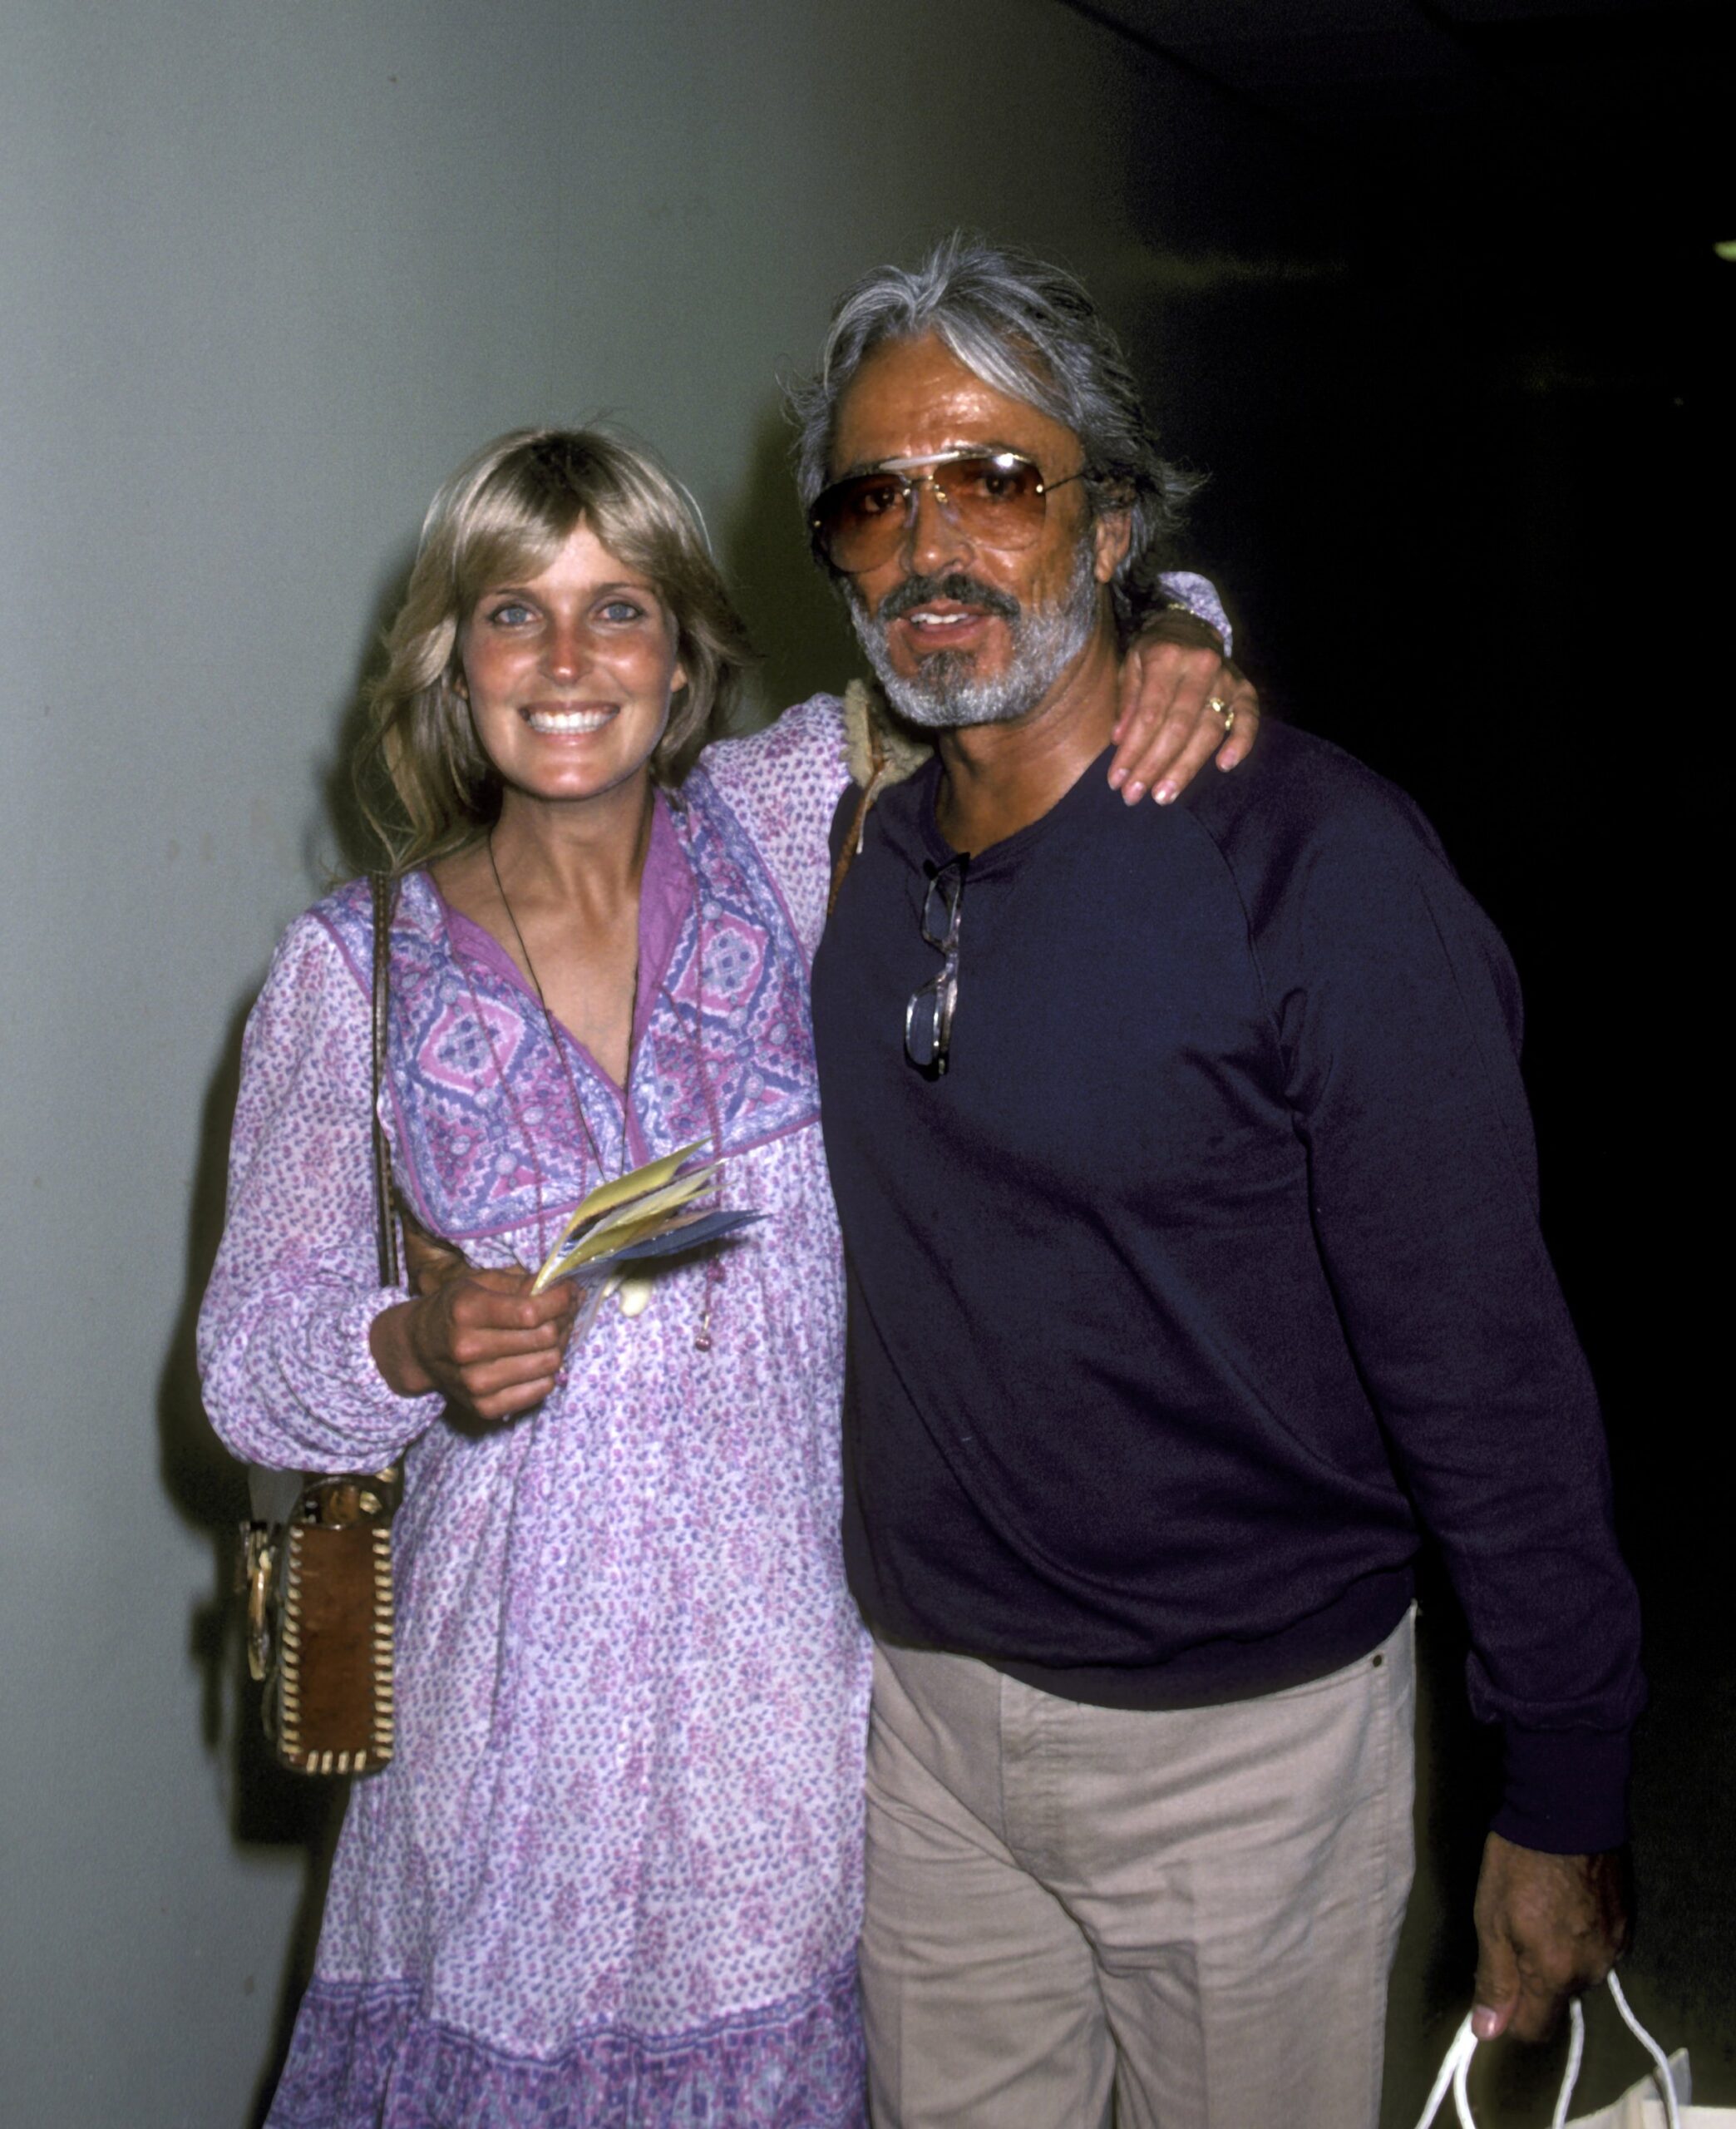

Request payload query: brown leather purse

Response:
[239,875,402,1776]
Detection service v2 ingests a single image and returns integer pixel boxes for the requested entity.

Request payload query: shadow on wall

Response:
[319,549,421,883]
[152,554,416,2125]
[718,404,861,727]
[154,987,347,2126]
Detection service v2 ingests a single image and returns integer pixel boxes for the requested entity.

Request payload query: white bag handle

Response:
[1411,1973,1681,2129]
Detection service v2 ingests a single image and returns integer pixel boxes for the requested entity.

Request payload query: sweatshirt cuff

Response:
[1492,1726,1632,1854]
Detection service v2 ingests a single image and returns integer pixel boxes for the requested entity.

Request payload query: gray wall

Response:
[0,4,1320,2122]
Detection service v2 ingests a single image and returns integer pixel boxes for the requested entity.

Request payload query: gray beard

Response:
[846,543,1101,731]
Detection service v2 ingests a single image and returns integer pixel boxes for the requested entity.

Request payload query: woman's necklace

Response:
[486,829,630,1188]
[484,823,726,1351]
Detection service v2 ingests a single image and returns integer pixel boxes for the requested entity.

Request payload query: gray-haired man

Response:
[802,238,1640,2129]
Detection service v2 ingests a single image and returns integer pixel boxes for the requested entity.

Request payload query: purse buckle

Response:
[241,1523,278,1683]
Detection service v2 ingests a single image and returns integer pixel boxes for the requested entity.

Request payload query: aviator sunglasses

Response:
[810,448,1090,574]
[905,853,969,1079]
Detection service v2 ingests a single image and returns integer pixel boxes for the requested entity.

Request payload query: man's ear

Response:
[1092,503,1133,585]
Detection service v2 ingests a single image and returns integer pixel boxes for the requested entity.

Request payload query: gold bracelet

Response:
[1159,600,1226,652]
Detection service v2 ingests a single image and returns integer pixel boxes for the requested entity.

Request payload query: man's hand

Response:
[1108,610,1260,806]
[1470,1832,1631,2043]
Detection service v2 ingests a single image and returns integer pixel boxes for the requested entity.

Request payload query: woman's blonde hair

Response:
[355,427,755,873]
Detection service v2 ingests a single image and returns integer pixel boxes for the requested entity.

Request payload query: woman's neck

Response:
[485,773,656,919]
[432,773,659,1090]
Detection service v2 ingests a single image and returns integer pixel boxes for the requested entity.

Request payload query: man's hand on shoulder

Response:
[1470,1831,1631,2043]
[1109,608,1260,807]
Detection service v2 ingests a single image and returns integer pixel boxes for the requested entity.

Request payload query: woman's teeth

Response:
[526,706,614,734]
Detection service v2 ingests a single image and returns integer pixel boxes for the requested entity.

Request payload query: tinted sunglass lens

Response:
[814,475,900,568]
[920,855,969,951]
[814,455,1049,570]
[905,985,943,1070]
[947,455,1047,536]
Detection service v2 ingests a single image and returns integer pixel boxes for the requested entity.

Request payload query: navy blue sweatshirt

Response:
[811,720,1642,1853]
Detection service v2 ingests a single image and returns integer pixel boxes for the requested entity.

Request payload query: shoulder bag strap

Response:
[368,872,401,1290]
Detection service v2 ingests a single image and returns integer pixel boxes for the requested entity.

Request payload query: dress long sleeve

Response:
[198,910,442,1470]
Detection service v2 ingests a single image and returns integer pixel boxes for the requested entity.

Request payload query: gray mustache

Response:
[877,573,1021,626]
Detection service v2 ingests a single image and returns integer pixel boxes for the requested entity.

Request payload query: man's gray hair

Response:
[787,233,1199,632]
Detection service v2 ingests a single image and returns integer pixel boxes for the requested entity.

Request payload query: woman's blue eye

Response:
[487,600,533,625]
[599,599,646,624]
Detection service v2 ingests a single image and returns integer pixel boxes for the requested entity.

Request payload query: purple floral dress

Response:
[200,699,871,2127]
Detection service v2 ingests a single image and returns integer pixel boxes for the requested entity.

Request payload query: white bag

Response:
[1563,2055,1696,2129]
[1411,1972,1729,2127]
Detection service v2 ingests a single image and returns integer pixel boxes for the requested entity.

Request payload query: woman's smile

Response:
[523,702,619,734]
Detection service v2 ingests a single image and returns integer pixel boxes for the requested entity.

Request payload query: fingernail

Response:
[1154,782,1177,806]
[1123,779,1146,805]
[1471,2009,1500,2041]
[1108,765,1126,789]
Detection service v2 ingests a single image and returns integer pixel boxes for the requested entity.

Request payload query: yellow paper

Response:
[529,1144,704,1292]
[565,1142,706,1232]
[556,1192,719,1271]
[540,1167,721,1283]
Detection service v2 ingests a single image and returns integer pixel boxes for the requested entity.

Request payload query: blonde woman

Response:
[199,428,1248,2126]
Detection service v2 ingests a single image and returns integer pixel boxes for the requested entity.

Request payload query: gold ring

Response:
[1208,697,1235,739]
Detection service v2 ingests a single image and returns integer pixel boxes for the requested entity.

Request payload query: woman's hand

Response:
[371,1268,581,1424]
[400,1209,474,1298]
[1107,611,1260,807]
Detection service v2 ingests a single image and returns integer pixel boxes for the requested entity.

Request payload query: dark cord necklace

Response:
[483,822,727,1352]
[486,828,631,1188]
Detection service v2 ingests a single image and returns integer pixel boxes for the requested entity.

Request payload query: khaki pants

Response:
[861,1613,1416,2129]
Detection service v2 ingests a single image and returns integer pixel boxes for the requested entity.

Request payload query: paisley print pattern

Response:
[200,699,871,2126]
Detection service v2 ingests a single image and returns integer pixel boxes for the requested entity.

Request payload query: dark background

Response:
[1061,2,1729,2116]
